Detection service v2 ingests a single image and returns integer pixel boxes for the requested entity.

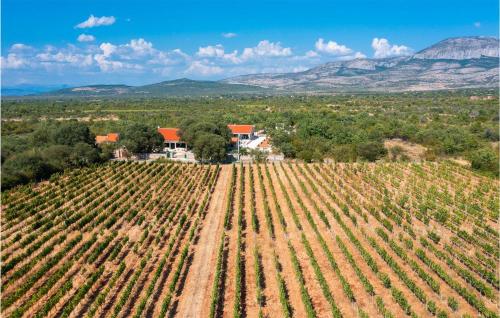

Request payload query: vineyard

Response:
[1,161,499,318]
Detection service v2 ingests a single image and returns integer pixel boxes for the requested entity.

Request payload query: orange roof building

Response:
[95,133,120,144]
[158,128,181,142]
[107,133,120,142]
[228,124,255,144]
[228,124,255,135]
[158,127,186,150]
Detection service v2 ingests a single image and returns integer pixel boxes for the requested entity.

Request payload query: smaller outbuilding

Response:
[95,133,120,144]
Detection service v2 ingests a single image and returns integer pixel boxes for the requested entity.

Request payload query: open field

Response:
[1,161,499,318]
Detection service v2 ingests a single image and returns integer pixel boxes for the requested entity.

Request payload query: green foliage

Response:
[469,147,499,176]
[427,231,441,244]
[357,141,387,161]
[427,300,437,315]
[2,151,57,189]
[120,122,163,153]
[447,297,458,311]
[2,121,103,190]
[51,121,96,146]
[193,133,228,162]
[180,119,231,162]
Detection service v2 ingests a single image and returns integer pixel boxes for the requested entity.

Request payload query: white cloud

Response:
[10,43,33,52]
[186,61,223,75]
[37,52,91,65]
[474,22,481,28]
[335,51,367,61]
[222,32,237,38]
[3,37,352,81]
[126,38,154,55]
[149,49,189,66]
[77,34,95,42]
[371,38,412,58]
[196,44,240,63]
[94,54,124,72]
[241,40,292,60]
[197,44,225,58]
[354,52,367,59]
[1,54,29,69]
[76,15,116,28]
[315,38,352,55]
[99,43,117,57]
[305,50,319,58]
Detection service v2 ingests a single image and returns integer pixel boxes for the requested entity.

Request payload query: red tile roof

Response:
[231,137,239,144]
[96,133,119,144]
[107,133,120,142]
[95,135,109,144]
[228,124,254,134]
[158,128,181,142]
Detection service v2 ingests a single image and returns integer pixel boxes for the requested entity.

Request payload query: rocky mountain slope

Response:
[413,36,498,59]
[223,36,499,92]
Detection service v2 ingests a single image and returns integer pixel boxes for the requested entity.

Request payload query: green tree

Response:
[179,119,231,146]
[70,143,101,166]
[51,121,95,146]
[99,143,117,161]
[192,133,228,162]
[120,123,163,154]
[2,151,57,189]
[357,141,387,161]
[280,142,296,158]
[179,119,231,162]
[42,145,73,169]
[469,147,499,175]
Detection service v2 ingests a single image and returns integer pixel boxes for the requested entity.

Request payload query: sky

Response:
[1,0,498,87]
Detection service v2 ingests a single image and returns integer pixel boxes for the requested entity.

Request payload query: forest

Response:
[2,89,498,189]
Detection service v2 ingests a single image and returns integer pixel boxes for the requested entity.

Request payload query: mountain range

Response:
[223,36,499,92]
[3,36,498,97]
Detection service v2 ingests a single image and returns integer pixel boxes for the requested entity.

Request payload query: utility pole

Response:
[237,136,240,162]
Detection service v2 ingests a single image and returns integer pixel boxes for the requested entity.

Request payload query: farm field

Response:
[1,161,498,318]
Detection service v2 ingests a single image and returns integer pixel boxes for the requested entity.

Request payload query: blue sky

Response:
[2,0,498,86]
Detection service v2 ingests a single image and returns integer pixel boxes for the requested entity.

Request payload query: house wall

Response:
[233,133,254,140]
[164,141,187,150]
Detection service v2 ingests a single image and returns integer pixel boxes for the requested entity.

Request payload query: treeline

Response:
[2,121,107,190]
[1,118,234,190]
[2,91,498,183]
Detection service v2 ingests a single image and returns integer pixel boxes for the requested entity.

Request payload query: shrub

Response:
[447,297,458,311]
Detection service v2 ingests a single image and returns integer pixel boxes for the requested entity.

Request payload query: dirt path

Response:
[251,164,281,317]
[174,165,231,318]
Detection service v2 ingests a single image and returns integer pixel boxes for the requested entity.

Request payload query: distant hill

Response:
[223,36,499,92]
[133,78,270,96]
[7,36,498,98]
[50,85,132,96]
[35,78,269,98]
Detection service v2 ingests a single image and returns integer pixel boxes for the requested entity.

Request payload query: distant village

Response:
[95,124,281,162]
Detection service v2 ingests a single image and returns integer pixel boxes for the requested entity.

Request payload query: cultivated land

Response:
[1,161,499,318]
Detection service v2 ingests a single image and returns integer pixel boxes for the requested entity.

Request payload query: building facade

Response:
[158,128,187,150]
